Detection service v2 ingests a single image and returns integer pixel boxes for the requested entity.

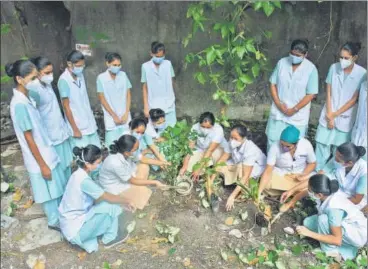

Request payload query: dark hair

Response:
[110,134,137,154]
[129,117,148,130]
[5,60,36,84]
[66,50,85,64]
[151,41,165,54]
[341,42,361,56]
[291,39,309,54]
[309,174,339,196]
[337,142,366,163]
[199,112,215,126]
[105,52,122,63]
[73,145,101,168]
[231,124,249,138]
[30,56,52,72]
[149,108,165,122]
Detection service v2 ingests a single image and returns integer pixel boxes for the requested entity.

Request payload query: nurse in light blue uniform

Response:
[97,52,132,147]
[29,56,73,179]
[351,77,367,160]
[58,50,101,149]
[142,41,176,127]
[145,108,168,143]
[315,42,366,170]
[59,145,134,253]
[266,39,318,150]
[297,174,367,260]
[6,59,67,229]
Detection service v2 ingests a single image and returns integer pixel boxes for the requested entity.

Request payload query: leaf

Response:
[78,251,87,261]
[212,92,219,101]
[111,259,123,267]
[253,2,263,11]
[221,25,229,39]
[1,24,11,35]
[202,198,210,208]
[23,199,34,209]
[291,245,303,256]
[168,234,175,244]
[236,46,246,59]
[103,262,111,269]
[33,260,45,269]
[194,72,206,85]
[262,2,275,17]
[245,42,256,53]
[151,237,169,244]
[263,30,273,39]
[275,260,287,269]
[225,217,234,226]
[213,23,222,31]
[138,212,147,219]
[12,188,22,202]
[126,220,136,234]
[273,1,282,9]
[20,56,29,60]
[206,48,216,65]
[1,75,12,84]
[183,257,191,267]
[168,248,176,256]
[220,250,228,261]
[252,63,260,78]
[239,74,253,84]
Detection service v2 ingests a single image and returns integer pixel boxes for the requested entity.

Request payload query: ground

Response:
[0,136,364,269]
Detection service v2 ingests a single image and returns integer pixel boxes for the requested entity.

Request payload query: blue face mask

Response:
[334,160,346,170]
[132,132,143,140]
[90,163,102,180]
[152,56,165,65]
[154,122,166,131]
[289,54,304,65]
[108,65,121,74]
[72,66,85,76]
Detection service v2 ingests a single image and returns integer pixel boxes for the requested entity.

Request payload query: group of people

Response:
[5,39,367,260]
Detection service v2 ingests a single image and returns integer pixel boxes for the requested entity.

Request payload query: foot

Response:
[104,224,130,249]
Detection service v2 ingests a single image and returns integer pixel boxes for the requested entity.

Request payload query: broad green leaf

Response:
[185,53,194,63]
[267,250,279,263]
[194,72,206,85]
[228,23,235,34]
[236,79,245,92]
[213,23,222,31]
[236,46,246,59]
[221,25,229,39]
[1,75,12,84]
[239,74,253,84]
[220,250,228,261]
[206,48,216,65]
[256,51,262,60]
[262,2,275,17]
[253,2,263,11]
[168,248,176,255]
[273,1,282,9]
[291,245,303,256]
[202,198,210,208]
[263,30,273,39]
[252,63,260,77]
[103,262,111,269]
[245,42,256,53]
[221,95,231,105]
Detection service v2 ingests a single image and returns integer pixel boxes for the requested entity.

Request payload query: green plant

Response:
[155,222,180,244]
[158,120,198,185]
[1,24,11,35]
[184,1,281,118]
[236,177,259,202]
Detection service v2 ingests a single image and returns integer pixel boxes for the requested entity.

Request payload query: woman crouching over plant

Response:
[296,174,367,261]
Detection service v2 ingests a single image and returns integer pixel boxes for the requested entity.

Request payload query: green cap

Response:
[280,125,300,144]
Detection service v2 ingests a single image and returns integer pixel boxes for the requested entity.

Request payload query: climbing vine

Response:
[183,1,281,125]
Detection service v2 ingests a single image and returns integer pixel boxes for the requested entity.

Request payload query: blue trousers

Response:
[42,197,62,226]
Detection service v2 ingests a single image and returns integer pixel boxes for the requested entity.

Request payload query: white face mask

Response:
[200,127,211,135]
[25,78,41,91]
[308,191,320,202]
[230,139,242,149]
[40,74,54,85]
[340,58,352,69]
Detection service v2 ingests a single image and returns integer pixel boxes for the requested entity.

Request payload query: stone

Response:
[1,214,19,229]
[1,182,9,192]
[229,229,242,239]
[18,217,62,252]
[261,227,269,236]
[283,227,295,235]
[1,147,18,158]
[217,224,230,231]
[24,203,45,217]
[14,166,26,172]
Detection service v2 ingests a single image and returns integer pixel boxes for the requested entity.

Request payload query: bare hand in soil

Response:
[225,195,235,211]
[191,170,201,182]
[280,191,292,203]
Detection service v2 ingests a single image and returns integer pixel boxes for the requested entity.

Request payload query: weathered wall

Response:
[1,1,367,124]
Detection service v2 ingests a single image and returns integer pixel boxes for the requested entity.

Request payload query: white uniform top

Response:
[319,63,367,132]
[270,57,317,126]
[223,139,266,178]
[141,59,175,112]
[330,158,367,209]
[317,191,367,247]
[98,153,136,195]
[30,84,69,145]
[10,89,60,173]
[96,70,132,131]
[145,119,166,139]
[352,80,367,148]
[267,137,316,175]
[59,69,97,136]
[191,123,224,151]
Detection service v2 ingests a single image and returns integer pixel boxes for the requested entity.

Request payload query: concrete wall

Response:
[1,1,367,124]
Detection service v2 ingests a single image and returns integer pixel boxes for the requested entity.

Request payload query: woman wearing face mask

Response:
[97,52,132,147]
[145,108,167,143]
[258,125,316,199]
[124,117,169,167]
[29,56,73,180]
[99,135,167,210]
[179,112,225,181]
[59,145,134,253]
[315,42,366,171]
[6,59,67,230]
[351,76,367,161]
[296,174,367,261]
[266,39,318,150]
[58,50,101,148]
[141,41,177,127]
[210,125,266,211]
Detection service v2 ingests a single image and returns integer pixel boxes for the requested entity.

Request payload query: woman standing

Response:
[97,52,132,147]
[58,50,101,148]
[29,56,73,179]
[266,39,318,149]
[315,42,366,170]
[6,59,67,229]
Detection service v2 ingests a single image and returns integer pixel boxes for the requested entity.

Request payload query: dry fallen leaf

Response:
[126,236,139,244]
[183,257,191,267]
[225,217,234,226]
[111,259,123,268]
[248,257,259,266]
[263,205,272,221]
[116,248,129,253]
[13,188,22,202]
[23,199,34,209]
[257,249,268,258]
[77,251,87,261]
[33,260,45,269]
[151,237,169,244]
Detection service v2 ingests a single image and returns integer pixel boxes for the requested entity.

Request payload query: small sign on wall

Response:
[76,44,92,56]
